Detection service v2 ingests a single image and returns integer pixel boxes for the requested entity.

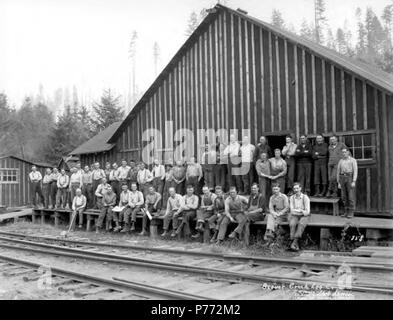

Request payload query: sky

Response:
[0,0,391,108]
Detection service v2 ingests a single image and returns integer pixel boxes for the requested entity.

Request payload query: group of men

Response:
[28,132,358,243]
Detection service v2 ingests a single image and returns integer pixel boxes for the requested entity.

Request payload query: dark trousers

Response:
[42,183,51,208]
[214,164,227,191]
[110,181,119,199]
[92,179,101,207]
[227,157,242,192]
[314,160,327,185]
[236,211,264,234]
[241,162,254,194]
[186,176,199,194]
[175,181,185,195]
[50,182,57,208]
[285,157,296,192]
[82,184,93,208]
[328,164,338,193]
[339,174,355,212]
[203,168,215,190]
[258,177,270,201]
[207,212,225,230]
[30,182,44,207]
[142,204,159,232]
[97,206,113,229]
[176,210,196,236]
[56,188,67,208]
[120,206,142,224]
[297,162,312,193]
[152,178,164,195]
[217,212,246,240]
[289,215,310,239]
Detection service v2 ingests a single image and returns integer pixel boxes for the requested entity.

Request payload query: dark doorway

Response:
[266,134,287,153]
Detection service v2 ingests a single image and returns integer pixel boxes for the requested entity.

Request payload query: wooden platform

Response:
[352,246,393,258]
[0,208,34,223]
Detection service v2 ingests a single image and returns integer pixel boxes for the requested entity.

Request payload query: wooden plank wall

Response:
[110,10,391,214]
[0,157,45,207]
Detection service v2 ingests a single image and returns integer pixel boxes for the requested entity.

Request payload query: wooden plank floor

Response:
[0,209,33,222]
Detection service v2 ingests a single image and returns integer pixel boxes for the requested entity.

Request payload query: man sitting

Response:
[161,187,184,237]
[264,183,290,241]
[71,188,87,229]
[172,185,199,239]
[288,182,311,251]
[208,186,226,243]
[121,182,144,233]
[96,185,117,233]
[216,187,248,244]
[94,177,112,210]
[117,184,132,232]
[140,186,162,236]
[192,186,217,240]
[229,183,265,240]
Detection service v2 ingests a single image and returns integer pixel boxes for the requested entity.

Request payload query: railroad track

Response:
[0,253,210,300]
[0,230,391,298]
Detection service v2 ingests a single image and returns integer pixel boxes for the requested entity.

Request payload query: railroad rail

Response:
[0,253,209,300]
[0,231,391,297]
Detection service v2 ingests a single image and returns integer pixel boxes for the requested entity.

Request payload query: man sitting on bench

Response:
[161,187,184,237]
[172,185,199,239]
[216,187,248,244]
[121,182,144,233]
[264,183,290,241]
[96,185,117,233]
[288,182,311,251]
[140,185,162,236]
[192,185,217,240]
[208,185,226,243]
[229,183,265,240]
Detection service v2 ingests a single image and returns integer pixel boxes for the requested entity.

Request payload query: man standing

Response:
[161,187,184,237]
[254,136,272,162]
[216,187,248,244]
[127,160,139,189]
[117,160,130,193]
[82,165,93,208]
[326,136,347,198]
[264,184,290,241]
[50,168,60,209]
[71,188,87,229]
[229,183,265,240]
[312,134,329,197]
[289,183,311,251]
[109,163,120,200]
[56,169,69,209]
[94,177,111,210]
[192,186,217,239]
[207,186,226,243]
[92,162,106,207]
[215,137,227,192]
[140,186,162,236]
[201,145,216,191]
[295,135,313,195]
[224,134,242,192]
[96,185,117,233]
[42,168,52,209]
[69,167,83,206]
[282,135,297,195]
[75,162,83,175]
[104,162,112,181]
[151,159,165,195]
[337,148,358,218]
[255,152,271,201]
[172,185,199,239]
[29,166,44,208]
[186,157,203,195]
[240,136,255,195]
[173,160,186,195]
[137,163,153,197]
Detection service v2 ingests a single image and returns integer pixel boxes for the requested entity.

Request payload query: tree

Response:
[300,20,314,41]
[326,28,336,50]
[336,28,347,55]
[185,12,199,36]
[271,9,285,29]
[314,0,327,44]
[355,8,367,58]
[90,89,124,134]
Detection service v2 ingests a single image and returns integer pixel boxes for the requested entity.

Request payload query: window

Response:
[342,133,375,162]
[0,169,19,184]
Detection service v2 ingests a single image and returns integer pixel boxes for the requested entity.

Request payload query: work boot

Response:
[346,210,354,219]
[95,226,101,234]
[113,226,121,232]
[263,230,274,242]
[228,231,237,239]
[320,185,327,197]
[210,230,218,243]
[313,185,320,197]
[326,190,332,198]
[191,232,201,239]
[121,223,130,233]
[170,231,177,238]
[161,230,169,237]
[139,230,147,236]
[130,221,135,231]
[290,239,299,251]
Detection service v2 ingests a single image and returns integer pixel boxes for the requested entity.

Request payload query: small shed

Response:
[0,155,46,208]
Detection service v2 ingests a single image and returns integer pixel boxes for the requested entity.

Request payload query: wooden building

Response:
[0,155,46,208]
[71,4,393,215]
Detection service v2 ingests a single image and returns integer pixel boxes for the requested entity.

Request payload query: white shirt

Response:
[224,141,240,158]
[152,164,165,179]
[240,143,255,163]
[137,168,153,184]
[29,171,42,182]
[117,166,130,180]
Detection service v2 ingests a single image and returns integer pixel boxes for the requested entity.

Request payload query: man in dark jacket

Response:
[253,136,273,162]
[312,134,329,197]
[295,135,313,195]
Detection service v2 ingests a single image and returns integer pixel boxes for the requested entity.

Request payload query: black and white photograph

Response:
[0,0,393,306]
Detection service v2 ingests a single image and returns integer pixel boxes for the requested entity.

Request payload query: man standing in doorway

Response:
[295,135,313,196]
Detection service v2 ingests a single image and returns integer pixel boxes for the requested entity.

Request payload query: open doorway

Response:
[266,134,287,153]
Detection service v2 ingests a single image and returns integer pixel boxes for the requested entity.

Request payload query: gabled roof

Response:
[109,3,393,143]
[0,155,46,166]
[70,121,122,155]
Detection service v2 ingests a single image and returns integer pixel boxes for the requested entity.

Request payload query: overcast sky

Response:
[0,0,390,107]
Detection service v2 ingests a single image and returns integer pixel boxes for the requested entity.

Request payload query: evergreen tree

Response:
[91,89,124,134]
[271,9,285,29]
[336,28,347,55]
[185,12,199,36]
[300,20,314,41]
[355,8,367,58]
[314,0,327,44]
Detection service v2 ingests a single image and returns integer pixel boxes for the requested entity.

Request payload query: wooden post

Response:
[320,228,332,250]
[86,214,91,232]
[150,218,159,240]
[40,210,45,225]
[32,210,37,224]
[244,222,250,246]
[54,211,59,228]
